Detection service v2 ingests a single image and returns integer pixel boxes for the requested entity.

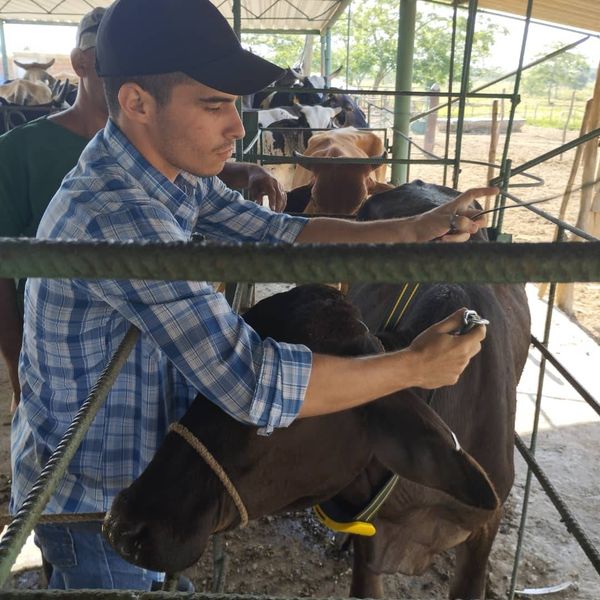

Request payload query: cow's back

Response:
[0,79,52,105]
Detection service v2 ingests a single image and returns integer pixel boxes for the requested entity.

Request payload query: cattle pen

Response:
[1,0,600,598]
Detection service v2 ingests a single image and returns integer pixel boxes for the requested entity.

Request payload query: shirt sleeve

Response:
[194,175,308,244]
[80,277,312,434]
[0,129,29,236]
[81,198,313,433]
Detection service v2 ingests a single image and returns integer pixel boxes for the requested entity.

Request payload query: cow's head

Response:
[13,58,55,85]
[324,93,369,128]
[358,179,489,241]
[104,284,499,574]
[104,285,383,572]
[295,151,387,215]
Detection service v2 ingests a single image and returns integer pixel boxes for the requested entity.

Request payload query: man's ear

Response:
[70,47,97,80]
[117,83,154,124]
[69,48,87,78]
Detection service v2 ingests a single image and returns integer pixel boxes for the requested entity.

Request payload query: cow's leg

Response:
[349,537,384,599]
[449,509,502,600]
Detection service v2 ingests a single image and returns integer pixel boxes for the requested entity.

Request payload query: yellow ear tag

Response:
[313,505,376,537]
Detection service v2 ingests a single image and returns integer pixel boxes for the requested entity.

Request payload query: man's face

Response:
[147,80,245,179]
[83,48,108,116]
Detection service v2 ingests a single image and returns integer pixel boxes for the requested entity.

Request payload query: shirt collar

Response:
[102,118,201,204]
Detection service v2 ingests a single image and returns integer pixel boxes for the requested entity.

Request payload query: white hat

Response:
[76,7,106,51]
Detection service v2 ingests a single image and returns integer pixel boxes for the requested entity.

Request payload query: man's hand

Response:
[247,166,287,212]
[218,162,287,212]
[414,186,497,243]
[407,308,487,389]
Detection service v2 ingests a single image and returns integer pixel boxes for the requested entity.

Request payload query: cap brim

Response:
[184,49,285,96]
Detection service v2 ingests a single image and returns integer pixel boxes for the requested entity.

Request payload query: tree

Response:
[412,12,504,88]
[242,2,507,90]
[331,0,400,88]
[331,1,505,90]
[242,33,306,72]
[521,44,591,102]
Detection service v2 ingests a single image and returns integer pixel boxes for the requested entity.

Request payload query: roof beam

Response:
[322,0,352,33]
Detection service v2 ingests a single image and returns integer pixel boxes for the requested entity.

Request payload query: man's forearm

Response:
[294,186,496,245]
[299,350,421,418]
[298,308,486,418]
[295,216,421,244]
[0,278,23,391]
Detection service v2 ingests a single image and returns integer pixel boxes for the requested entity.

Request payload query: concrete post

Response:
[390,0,416,185]
[424,83,440,154]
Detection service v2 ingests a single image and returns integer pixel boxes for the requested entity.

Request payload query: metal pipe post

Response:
[442,4,459,186]
[391,0,416,185]
[452,0,477,189]
[0,20,9,81]
[320,32,326,77]
[495,0,534,222]
[323,28,332,86]
[233,0,243,162]
[345,3,351,87]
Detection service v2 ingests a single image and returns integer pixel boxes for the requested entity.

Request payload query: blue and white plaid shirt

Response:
[11,119,311,515]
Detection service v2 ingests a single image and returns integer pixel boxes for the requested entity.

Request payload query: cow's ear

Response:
[298,162,321,175]
[367,151,387,173]
[368,393,499,511]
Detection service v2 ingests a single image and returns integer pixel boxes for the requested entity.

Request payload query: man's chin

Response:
[189,162,227,178]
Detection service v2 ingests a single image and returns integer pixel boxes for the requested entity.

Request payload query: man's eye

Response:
[205,105,222,112]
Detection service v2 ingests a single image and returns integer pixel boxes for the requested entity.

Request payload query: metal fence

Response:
[0,210,599,598]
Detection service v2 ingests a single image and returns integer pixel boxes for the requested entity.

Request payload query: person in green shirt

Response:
[0,7,286,412]
[0,8,107,411]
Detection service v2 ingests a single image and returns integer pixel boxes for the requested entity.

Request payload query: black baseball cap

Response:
[96,0,285,96]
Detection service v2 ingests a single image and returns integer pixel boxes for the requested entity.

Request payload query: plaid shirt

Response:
[11,119,311,515]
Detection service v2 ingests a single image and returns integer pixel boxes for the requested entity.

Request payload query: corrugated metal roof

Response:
[477,0,599,34]
[0,0,348,32]
[0,0,597,33]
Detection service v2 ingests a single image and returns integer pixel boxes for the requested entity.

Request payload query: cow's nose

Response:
[103,512,147,558]
[115,520,145,541]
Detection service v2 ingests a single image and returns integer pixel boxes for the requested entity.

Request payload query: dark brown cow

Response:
[104,181,530,599]
[344,180,530,598]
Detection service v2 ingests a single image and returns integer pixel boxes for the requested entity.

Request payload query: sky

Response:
[3,12,598,75]
[482,14,599,72]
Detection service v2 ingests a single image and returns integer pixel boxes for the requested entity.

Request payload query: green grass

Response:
[457,97,586,130]
[367,83,594,132]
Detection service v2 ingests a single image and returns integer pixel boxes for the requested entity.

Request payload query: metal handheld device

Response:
[454,309,489,335]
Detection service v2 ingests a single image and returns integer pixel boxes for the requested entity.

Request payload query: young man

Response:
[12,0,492,590]
[0,7,285,413]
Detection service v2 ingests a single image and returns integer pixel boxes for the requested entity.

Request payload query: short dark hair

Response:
[102,72,191,117]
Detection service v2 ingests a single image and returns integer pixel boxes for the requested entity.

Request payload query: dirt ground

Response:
[1,125,599,597]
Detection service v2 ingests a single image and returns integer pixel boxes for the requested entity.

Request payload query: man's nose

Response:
[229,108,245,140]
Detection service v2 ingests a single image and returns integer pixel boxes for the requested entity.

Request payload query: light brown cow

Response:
[0,79,52,105]
[14,58,56,85]
[292,127,394,215]
[0,59,55,105]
